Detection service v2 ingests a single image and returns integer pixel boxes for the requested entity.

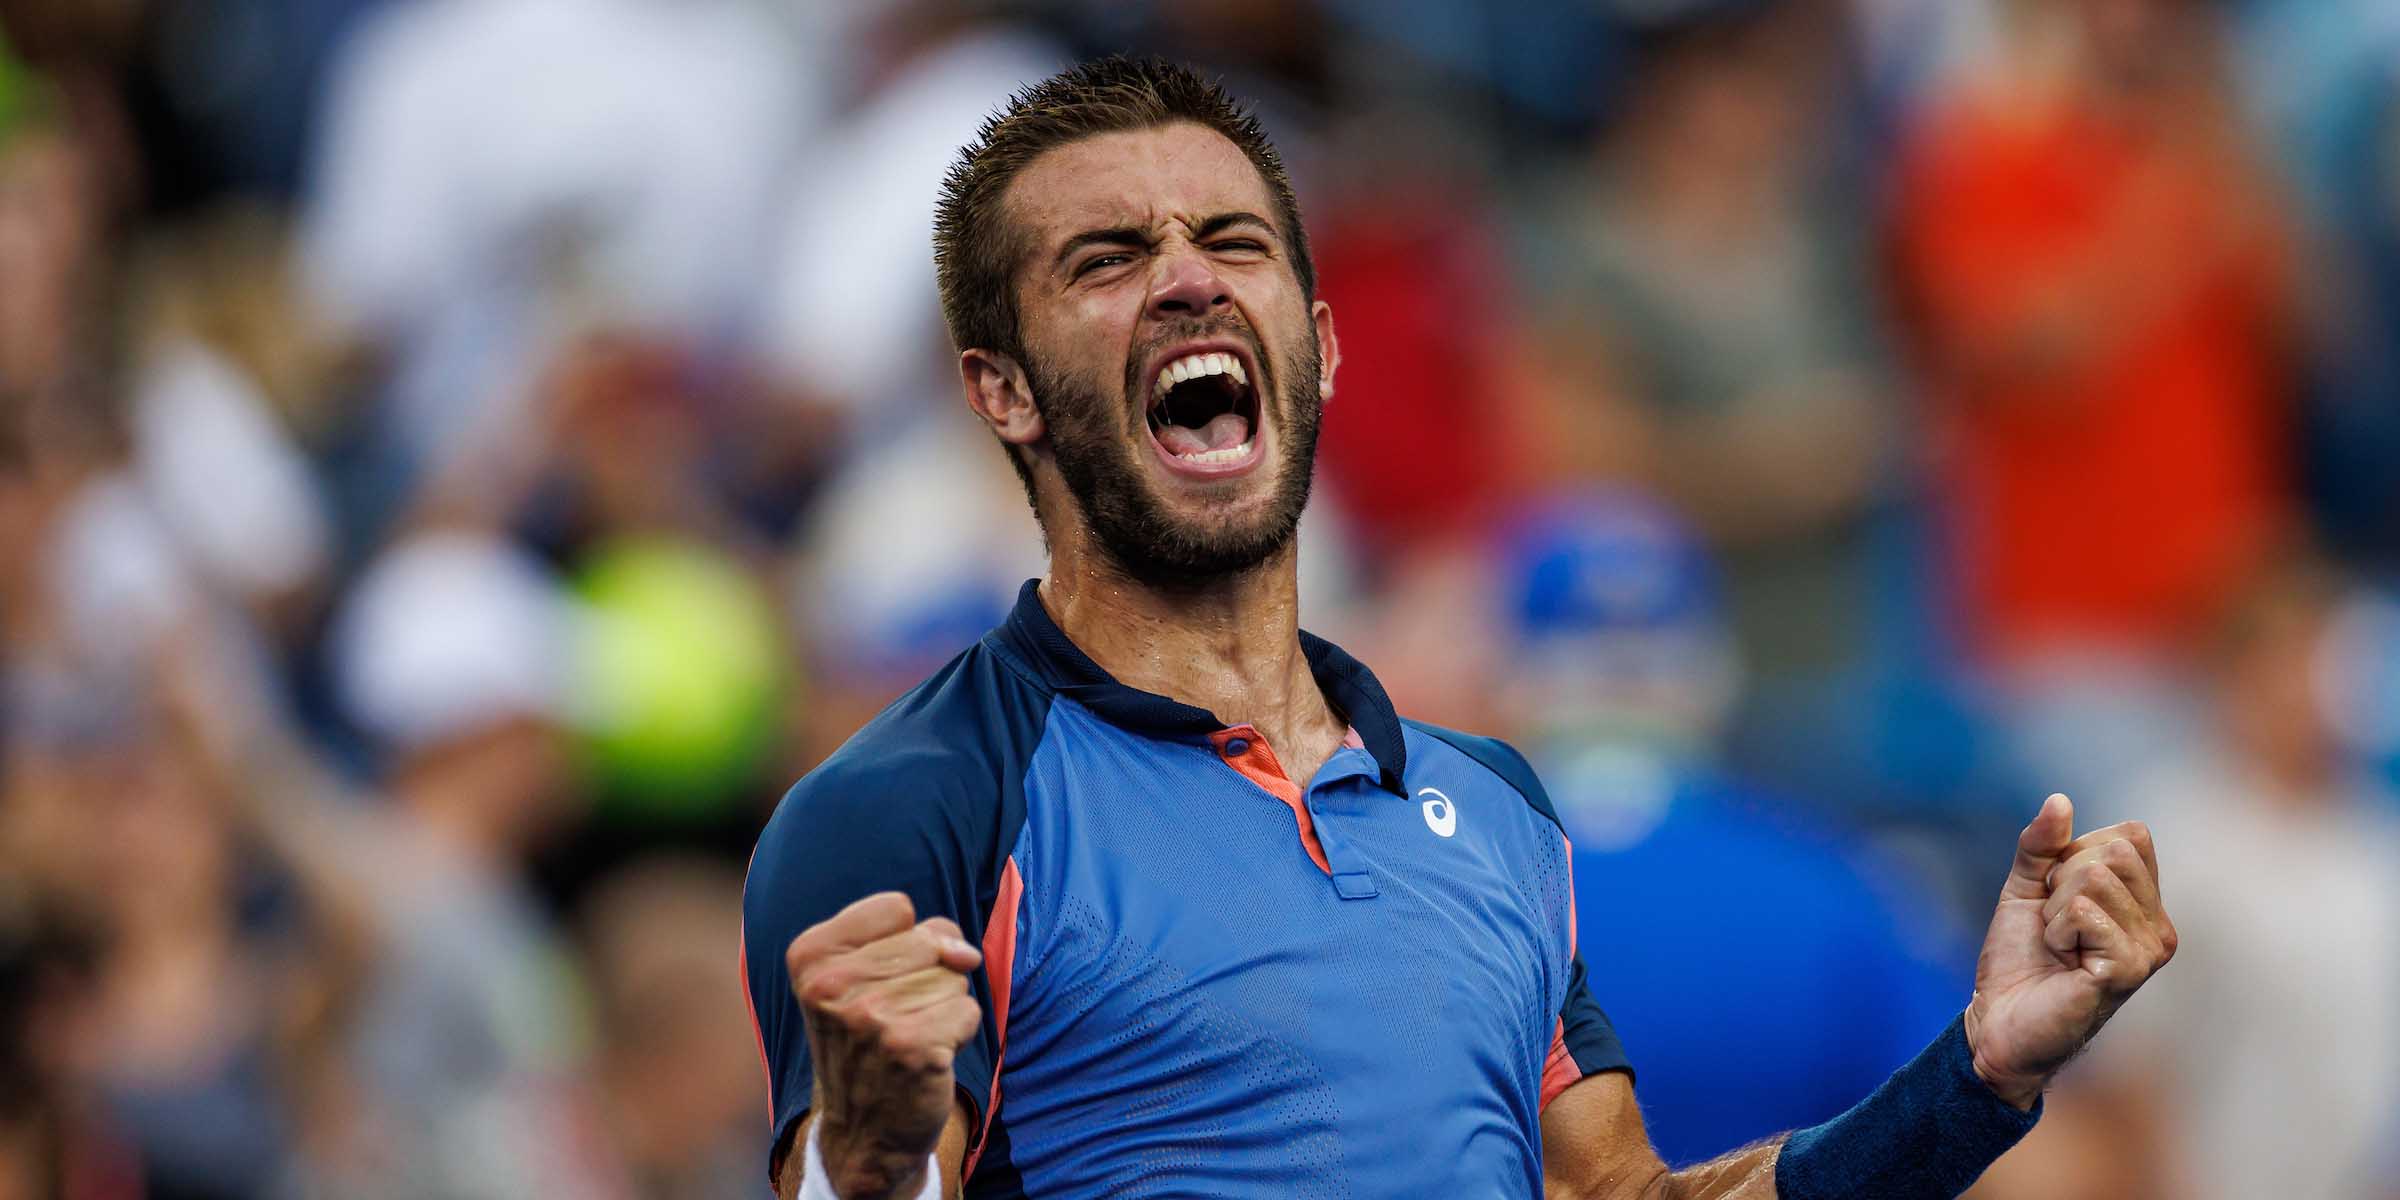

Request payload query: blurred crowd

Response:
[1,0,2397,1197]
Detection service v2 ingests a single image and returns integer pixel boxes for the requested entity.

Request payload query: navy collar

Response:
[994,579,1409,794]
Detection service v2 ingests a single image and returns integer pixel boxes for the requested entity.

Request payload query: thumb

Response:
[2004,792,2075,901]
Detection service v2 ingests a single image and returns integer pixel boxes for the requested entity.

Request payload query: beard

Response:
[1025,321,1322,588]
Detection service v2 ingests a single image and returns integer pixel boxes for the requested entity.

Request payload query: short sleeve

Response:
[740,746,1008,1182]
[1549,951,1634,1096]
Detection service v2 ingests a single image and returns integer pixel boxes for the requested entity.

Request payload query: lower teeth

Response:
[1177,442,1250,465]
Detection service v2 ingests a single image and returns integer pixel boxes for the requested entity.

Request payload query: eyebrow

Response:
[1051,211,1279,271]
[1194,211,1276,241]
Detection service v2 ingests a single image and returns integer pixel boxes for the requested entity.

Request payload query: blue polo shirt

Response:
[742,581,1631,1197]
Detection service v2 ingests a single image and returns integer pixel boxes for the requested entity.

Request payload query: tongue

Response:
[1158,412,1250,456]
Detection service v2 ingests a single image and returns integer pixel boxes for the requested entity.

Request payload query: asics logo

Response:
[1418,787,1457,838]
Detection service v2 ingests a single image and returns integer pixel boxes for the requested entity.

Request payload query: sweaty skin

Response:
[783,120,2177,1200]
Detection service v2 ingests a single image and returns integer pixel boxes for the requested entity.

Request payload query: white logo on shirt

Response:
[1418,787,1457,838]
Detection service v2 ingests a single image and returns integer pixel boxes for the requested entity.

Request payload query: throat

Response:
[1035,561,1342,774]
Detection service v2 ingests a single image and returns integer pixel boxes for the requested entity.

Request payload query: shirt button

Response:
[1222,738,1249,758]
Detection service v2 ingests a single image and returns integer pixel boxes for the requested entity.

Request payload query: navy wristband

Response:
[1775,1014,2042,1200]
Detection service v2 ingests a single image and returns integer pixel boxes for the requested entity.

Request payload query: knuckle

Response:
[797,964,856,1009]
[908,1042,956,1074]
[880,1020,944,1071]
[852,994,894,1030]
[842,891,915,938]
[785,936,819,979]
[812,996,875,1040]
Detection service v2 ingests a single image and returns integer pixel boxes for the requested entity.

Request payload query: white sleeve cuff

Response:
[797,1120,944,1200]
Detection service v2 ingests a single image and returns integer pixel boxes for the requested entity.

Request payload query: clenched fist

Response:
[787,892,984,1199]
[1965,793,2178,1109]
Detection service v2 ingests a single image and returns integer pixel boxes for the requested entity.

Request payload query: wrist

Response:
[1776,1013,2042,1200]
[804,1119,941,1200]
[1962,995,2044,1112]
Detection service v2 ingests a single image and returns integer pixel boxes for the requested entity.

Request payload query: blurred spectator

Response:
[1975,552,2400,1200]
[69,686,358,1200]
[1496,489,1968,1166]
[574,856,764,1200]
[1522,0,1896,692]
[787,410,1043,759]
[123,306,332,639]
[0,621,370,1200]
[2059,553,2400,1200]
[300,0,816,513]
[1309,99,1534,569]
[322,529,613,1199]
[1886,0,2300,806]
[2,108,333,771]
[753,1,1063,443]
[0,2,2393,1194]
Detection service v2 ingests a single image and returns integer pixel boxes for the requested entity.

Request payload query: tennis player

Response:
[742,57,2175,1200]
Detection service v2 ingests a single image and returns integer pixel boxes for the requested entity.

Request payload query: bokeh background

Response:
[3,0,2398,1197]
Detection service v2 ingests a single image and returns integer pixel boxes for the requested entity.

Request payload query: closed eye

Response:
[1210,239,1267,255]
[1074,251,1137,278]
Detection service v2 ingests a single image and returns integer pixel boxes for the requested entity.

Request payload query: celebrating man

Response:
[741,57,2174,1200]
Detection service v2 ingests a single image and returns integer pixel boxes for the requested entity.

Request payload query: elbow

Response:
[1621,1164,1675,1200]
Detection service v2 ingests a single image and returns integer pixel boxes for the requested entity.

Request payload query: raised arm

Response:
[775,892,983,1200]
[742,741,1016,1200]
[1542,793,2175,1199]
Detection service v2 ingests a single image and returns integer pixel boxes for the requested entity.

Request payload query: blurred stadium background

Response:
[2,0,2397,1196]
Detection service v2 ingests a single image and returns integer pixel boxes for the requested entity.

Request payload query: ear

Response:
[961,348,1046,448]
[1310,300,1341,406]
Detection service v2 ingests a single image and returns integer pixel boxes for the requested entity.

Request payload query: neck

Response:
[1041,536,1346,782]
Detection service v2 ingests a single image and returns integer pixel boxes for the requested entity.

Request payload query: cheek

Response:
[1032,296,1142,385]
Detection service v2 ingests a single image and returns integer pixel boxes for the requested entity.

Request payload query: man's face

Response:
[996,122,1333,584]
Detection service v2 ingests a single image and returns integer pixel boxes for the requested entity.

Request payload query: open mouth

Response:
[1144,348,1261,472]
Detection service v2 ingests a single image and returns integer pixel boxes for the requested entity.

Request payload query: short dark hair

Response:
[932,55,1314,363]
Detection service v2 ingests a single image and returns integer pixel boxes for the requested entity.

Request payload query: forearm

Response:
[1559,1016,2038,1200]
[1771,1014,2038,1200]
[1649,1137,1785,1199]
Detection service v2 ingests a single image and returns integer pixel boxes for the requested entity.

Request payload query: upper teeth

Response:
[1155,351,1248,397]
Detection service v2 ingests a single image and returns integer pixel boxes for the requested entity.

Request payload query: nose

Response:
[1146,245,1231,320]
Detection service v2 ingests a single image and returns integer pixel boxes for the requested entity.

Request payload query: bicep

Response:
[1542,1074,1785,1200]
[1541,1070,1668,1200]
[776,1098,976,1200]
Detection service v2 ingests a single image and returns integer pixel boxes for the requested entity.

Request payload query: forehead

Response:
[1003,122,1279,247]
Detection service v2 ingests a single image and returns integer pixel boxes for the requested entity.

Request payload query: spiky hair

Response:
[931,55,1314,362]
